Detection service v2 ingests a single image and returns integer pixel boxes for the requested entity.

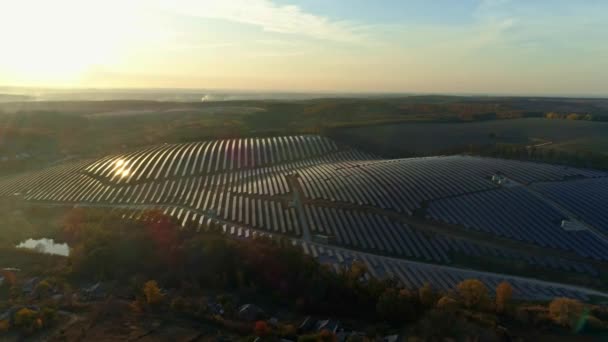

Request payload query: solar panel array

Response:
[533,178,608,235]
[427,187,608,261]
[0,135,606,299]
[297,155,605,214]
[296,241,592,301]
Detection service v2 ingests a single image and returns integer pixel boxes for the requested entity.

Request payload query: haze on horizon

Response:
[1,0,607,96]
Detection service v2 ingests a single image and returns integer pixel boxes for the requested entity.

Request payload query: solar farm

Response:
[1,135,607,300]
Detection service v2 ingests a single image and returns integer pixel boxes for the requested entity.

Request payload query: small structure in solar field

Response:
[560,219,587,231]
[312,234,335,244]
[491,174,509,186]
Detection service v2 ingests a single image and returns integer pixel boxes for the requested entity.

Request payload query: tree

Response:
[14,308,38,332]
[457,279,488,309]
[254,320,270,337]
[0,319,9,333]
[34,280,52,299]
[436,296,459,311]
[495,281,513,313]
[419,283,437,308]
[319,329,338,342]
[143,280,163,306]
[376,288,418,323]
[549,297,584,328]
[566,113,580,120]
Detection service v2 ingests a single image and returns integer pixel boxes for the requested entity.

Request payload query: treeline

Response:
[56,209,608,339]
[545,112,599,121]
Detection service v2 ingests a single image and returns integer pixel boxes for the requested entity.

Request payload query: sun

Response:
[0,1,136,85]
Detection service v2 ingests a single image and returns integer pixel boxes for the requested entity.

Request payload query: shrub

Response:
[548,297,584,328]
[457,279,488,309]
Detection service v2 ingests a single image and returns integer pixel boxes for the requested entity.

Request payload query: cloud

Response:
[155,0,363,42]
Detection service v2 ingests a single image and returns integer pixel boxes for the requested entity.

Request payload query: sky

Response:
[0,0,607,95]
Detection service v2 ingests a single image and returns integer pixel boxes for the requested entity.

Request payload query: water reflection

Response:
[16,238,70,256]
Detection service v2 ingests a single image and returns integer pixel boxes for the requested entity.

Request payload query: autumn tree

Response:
[549,297,585,328]
[495,281,513,313]
[254,320,270,337]
[14,308,39,332]
[319,329,338,342]
[348,259,368,280]
[457,279,488,309]
[34,280,52,299]
[436,296,459,311]
[566,113,580,120]
[376,288,418,323]
[0,319,9,333]
[419,283,437,308]
[143,280,163,306]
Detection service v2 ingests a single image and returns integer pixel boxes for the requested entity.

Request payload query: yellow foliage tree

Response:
[348,260,368,281]
[495,281,513,313]
[566,113,580,120]
[457,279,488,309]
[143,280,163,306]
[14,308,38,330]
[548,297,584,328]
[34,280,52,298]
[0,319,9,333]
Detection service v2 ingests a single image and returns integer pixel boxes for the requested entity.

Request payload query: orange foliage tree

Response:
[548,297,584,328]
[254,320,270,337]
[457,279,489,309]
[495,281,513,313]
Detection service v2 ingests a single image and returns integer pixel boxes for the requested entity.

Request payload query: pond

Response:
[16,238,70,256]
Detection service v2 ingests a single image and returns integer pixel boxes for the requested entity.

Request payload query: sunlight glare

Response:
[0,0,143,85]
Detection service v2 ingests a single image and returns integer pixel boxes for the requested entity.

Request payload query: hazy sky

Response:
[1,0,607,95]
